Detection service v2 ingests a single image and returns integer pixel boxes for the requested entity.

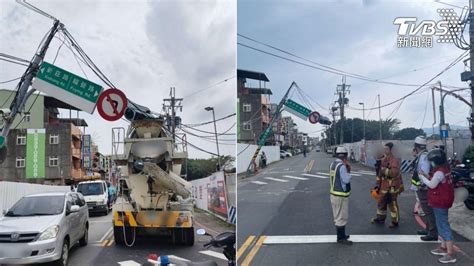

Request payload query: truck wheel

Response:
[184,227,194,246]
[114,226,125,245]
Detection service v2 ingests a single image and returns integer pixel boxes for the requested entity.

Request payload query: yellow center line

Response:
[237,235,256,261]
[101,239,110,247]
[241,235,266,266]
[308,159,315,172]
[107,239,114,247]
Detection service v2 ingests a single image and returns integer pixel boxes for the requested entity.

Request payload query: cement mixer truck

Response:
[111,103,194,246]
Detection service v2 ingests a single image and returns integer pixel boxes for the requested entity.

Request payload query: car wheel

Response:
[79,225,88,246]
[55,239,69,266]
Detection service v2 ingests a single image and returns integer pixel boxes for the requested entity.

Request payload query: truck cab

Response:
[77,180,109,216]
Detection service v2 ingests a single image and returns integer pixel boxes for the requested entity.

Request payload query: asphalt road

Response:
[62,210,231,266]
[237,151,474,265]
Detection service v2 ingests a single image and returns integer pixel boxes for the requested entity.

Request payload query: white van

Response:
[76,180,109,216]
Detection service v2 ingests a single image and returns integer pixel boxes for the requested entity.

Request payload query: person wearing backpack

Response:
[419,148,456,264]
[411,136,438,241]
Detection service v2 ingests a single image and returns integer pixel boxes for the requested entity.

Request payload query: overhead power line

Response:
[184,113,236,127]
[238,34,467,89]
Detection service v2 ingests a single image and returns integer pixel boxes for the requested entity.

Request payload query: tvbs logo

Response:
[394,8,464,48]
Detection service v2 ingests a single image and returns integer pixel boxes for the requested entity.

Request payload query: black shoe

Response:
[388,222,399,228]
[421,235,438,241]
[417,230,428,235]
[371,218,385,224]
[337,238,353,245]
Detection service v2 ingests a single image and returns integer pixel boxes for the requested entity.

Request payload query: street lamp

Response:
[359,102,366,140]
[205,106,221,171]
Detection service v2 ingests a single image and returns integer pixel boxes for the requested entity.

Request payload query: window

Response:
[243,122,252,131]
[49,157,59,167]
[50,134,59,144]
[243,104,251,112]
[16,157,25,168]
[16,135,26,145]
[24,113,31,123]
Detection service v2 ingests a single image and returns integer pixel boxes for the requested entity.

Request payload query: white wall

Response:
[237,143,280,173]
[341,139,444,169]
[0,181,70,216]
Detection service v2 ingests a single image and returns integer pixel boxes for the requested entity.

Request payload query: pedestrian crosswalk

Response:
[249,170,374,186]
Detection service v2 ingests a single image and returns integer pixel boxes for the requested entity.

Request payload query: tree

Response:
[182,155,235,181]
[393,128,425,140]
[324,118,400,145]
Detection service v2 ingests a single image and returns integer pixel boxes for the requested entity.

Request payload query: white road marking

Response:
[168,255,191,262]
[316,172,361,177]
[95,227,113,243]
[302,173,329,179]
[199,250,227,261]
[251,181,268,185]
[352,171,374,175]
[264,177,289,182]
[283,175,309,180]
[264,235,440,244]
[118,260,141,266]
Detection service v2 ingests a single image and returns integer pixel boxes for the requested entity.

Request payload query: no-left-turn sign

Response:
[308,111,320,124]
[96,88,128,121]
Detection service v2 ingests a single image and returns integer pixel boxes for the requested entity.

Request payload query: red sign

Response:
[97,88,128,121]
[309,111,320,124]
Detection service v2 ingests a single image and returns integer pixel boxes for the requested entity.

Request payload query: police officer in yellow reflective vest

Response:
[330,146,352,245]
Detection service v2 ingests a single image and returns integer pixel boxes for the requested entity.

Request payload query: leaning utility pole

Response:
[0,20,61,163]
[162,87,183,141]
[336,76,350,145]
[246,82,297,176]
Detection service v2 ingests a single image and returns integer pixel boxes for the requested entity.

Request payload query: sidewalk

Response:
[194,208,235,236]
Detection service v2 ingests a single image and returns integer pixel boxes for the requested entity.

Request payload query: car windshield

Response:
[77,183,104,196]
[6,195,65,217]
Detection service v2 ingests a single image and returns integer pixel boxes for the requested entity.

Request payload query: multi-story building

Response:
[281,116,298,148]
[237,69,273,144]
[0,89,88,185]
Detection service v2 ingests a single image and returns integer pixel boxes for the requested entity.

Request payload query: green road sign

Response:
[284,99,311,120]
[33,61,103,114]
[0,136,4,148]
[26,129,45,179]
[258,127,272,145]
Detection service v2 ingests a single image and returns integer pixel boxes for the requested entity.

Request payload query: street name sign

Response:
[97,88,128,121]
[258,127,272,146]
[284,99,311,120]
[32,61,103,114]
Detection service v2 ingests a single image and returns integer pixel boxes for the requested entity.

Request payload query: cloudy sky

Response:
[238,0,472,140]
[0,0,236,158]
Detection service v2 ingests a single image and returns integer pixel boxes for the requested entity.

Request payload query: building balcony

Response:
[262,115,270,124]
[71,168,86,180]
[71,148,81,158]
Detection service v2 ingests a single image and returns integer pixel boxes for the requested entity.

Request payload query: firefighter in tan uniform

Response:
[371,142,404,228]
